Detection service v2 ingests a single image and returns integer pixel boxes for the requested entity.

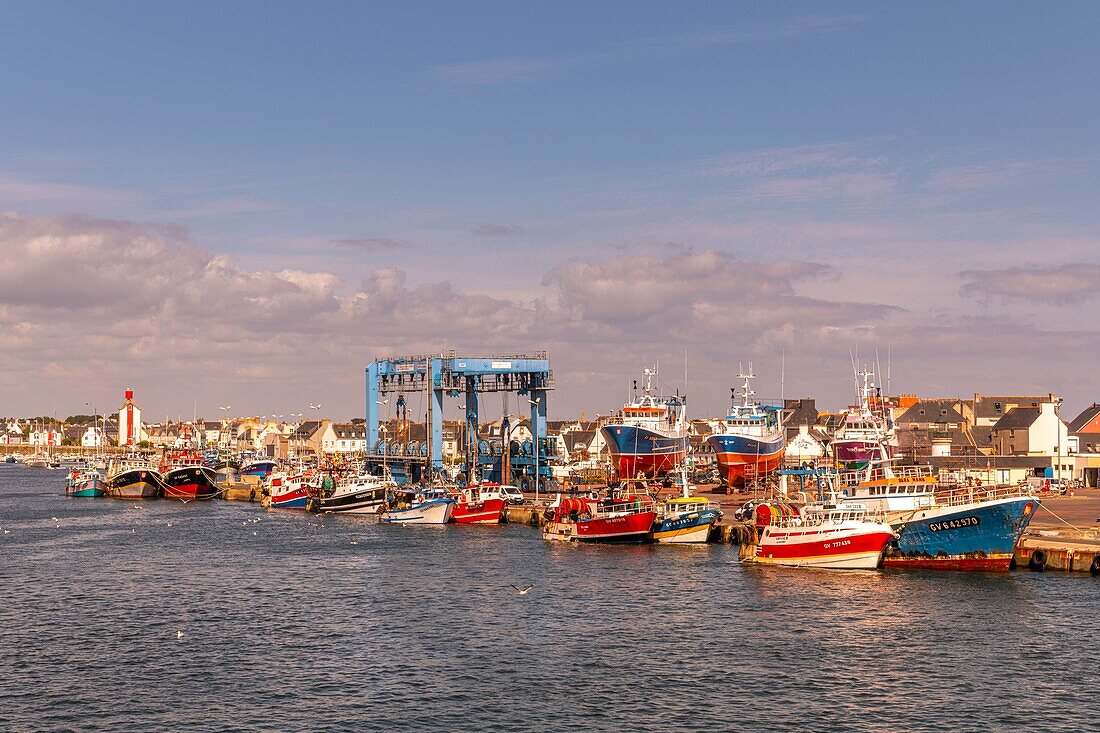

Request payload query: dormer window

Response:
[994,403,1002,413]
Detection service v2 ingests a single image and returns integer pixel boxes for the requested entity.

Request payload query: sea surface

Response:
[0,464,1095,732]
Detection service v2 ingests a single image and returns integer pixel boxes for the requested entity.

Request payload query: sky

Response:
[2,1,1099,423]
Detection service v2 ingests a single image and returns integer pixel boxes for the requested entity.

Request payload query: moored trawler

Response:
[450,483,508,524]
[600,366,689,482]
[66,467,106,497]
[106,456,163,499]
[308,472,388,514]
[543,494,657,543]
[837,461,1038,571]
[749,501,894,570]
[161,450,220,500]
[707,365,785,487]
[380,488,455,524]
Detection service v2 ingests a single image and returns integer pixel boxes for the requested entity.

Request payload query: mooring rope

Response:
[1036,501,1088,534]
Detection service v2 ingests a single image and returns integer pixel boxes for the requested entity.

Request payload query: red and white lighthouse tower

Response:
[118,387,143,447]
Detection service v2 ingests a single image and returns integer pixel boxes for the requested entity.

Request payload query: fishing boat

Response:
[450,483,508,524]
[241,458,278,480]
[380,488,455,524]
[106,456,164,499]
[837,461,1038,571]
[543,494,657,543]
[267,471,311,509]
[308,472,388,514]
[707,365,785,487]
[600,366,689,482]
[161,450,220,501]
[748,500,894,570]
[831,367,897,466]
[25,452,49,469]
[65,467,106,497]
[652,490,722,543]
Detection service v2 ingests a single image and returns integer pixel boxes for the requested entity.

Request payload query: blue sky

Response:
[2,2,1099,420]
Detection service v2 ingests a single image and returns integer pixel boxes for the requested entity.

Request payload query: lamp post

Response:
[528,397,541,505]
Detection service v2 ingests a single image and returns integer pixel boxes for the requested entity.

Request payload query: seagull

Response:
[52,516,58,522]
[167,522,173,527]
[509,584,535,595]
[253,531,257,536]
[176,630,184,639]
[350,538,358,545]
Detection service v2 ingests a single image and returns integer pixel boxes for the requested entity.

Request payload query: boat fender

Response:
[1028,549,1048,572]
[1090,555,1100,576]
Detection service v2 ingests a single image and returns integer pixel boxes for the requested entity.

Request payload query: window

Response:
[994,403,1002,413]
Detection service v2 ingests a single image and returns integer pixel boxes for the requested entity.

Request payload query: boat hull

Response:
[452,497,507,524]
[107,469,162,499]
[309,485,387,514]
[652,508,720,544]
[883,497,1037,572]
[381,499,455,524]
[708,433,785,486]
[544,510,656,543]
[754,528,893,570]
[67,476,106,497]
[270,485,310,509]
[833,439,896,465]
[162,466,220,500]
[600,425,688,479]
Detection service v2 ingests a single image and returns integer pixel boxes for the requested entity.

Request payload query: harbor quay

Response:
[5,352,1100,571]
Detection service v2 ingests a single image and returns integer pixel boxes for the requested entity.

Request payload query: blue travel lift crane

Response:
[366,351,555,488]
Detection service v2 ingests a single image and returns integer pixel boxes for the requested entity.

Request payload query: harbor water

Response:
[0,465,1094,732]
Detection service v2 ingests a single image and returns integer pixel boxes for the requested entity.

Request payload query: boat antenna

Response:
[780,349,786,406]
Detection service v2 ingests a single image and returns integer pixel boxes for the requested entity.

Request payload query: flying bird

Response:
[509,584,535,595]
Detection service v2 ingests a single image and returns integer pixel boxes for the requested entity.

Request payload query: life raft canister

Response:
[754,503,772,527]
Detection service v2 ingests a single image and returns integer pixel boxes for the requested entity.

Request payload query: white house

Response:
[330,423,367,453]
[80,426,106,448]
[786,425,826,463]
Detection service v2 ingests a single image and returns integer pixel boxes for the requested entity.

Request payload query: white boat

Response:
[381,489,455,524]
[748,501,894,570]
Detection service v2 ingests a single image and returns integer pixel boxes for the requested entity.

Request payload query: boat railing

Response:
[933,483,1035,508]
[839,464,935,487]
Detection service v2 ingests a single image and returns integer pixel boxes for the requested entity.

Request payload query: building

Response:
[80,426,106,448]
[117,388,142,447]
[330,423,367,453]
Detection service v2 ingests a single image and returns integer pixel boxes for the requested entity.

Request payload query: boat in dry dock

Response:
[543,494,657,543]
[748,500,894,569]
[600,366,689,483]
[707,365,785,487]
[832,367,897,466]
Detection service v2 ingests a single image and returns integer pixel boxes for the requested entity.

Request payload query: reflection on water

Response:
[0,465,1094,732]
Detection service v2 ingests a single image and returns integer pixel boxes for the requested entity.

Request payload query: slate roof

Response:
[974,394,1046,421]
[992,407,1041,431]
[896,399,965,425]
[1068,403,1100,434]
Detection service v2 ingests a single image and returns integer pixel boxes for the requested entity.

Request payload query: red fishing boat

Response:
[747,501,894,570]
[160,450,220,501]
[543,494,656,543]
[451,484,508,524]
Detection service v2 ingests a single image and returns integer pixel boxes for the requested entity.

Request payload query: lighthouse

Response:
[118,387,143,447]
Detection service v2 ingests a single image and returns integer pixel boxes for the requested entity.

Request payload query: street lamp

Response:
[378,423,389,479]
[528,397,541,504]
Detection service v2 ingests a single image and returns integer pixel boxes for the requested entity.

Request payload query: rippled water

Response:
[0,464,1095,732]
